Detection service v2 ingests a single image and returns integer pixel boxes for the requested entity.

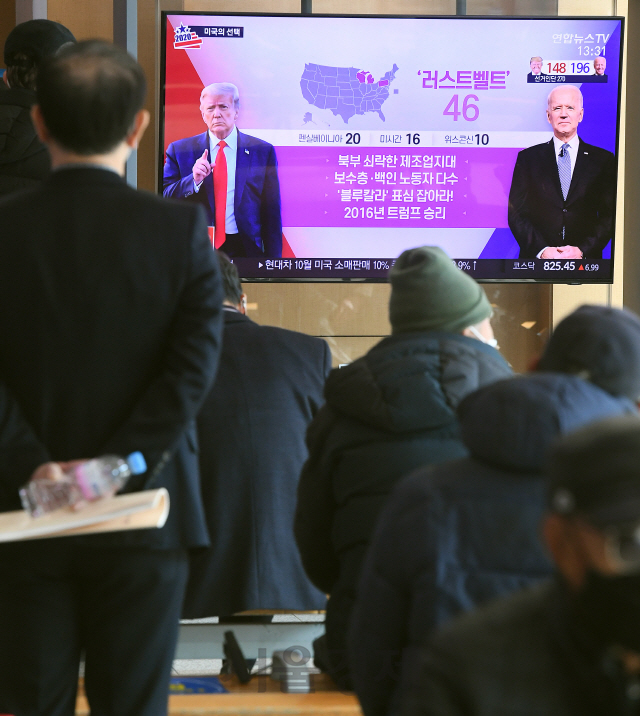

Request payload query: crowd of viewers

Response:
[2,18,640,716]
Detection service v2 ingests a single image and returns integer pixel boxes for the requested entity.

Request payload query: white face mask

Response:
[468,324,499,349]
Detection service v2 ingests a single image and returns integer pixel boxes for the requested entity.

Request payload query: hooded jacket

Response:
[294,330,512,687]
[348,373,636,716]
[0,86,50,198]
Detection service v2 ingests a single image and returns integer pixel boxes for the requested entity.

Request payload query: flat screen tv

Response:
[160,12,623,282]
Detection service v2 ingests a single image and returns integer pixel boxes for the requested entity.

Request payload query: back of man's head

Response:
[3,19,75,91]
[538,305,640,402]
[36,40,146,156]
[388,246,492,334]
[216,251,243,306]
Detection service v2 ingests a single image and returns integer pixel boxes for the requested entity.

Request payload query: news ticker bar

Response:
[231,258,611,281]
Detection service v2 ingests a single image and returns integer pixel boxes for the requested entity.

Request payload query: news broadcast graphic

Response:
[160,13,623,282]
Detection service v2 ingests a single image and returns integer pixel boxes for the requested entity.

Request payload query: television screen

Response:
[160,13,623,282]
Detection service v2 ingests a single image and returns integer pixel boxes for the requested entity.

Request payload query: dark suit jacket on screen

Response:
[0,167,224,550]
[508,138,616,259]
[182,310,330,617]
[163,129,282,258]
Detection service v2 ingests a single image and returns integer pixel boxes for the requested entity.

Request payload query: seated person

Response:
[405,415,640,716]
[294,246,512,689]
[349,373,635,716]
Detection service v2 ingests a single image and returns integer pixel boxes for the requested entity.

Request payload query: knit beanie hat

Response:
[389,246,492,334]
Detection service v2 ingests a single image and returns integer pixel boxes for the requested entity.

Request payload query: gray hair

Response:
[200,82,239,109]
[547,84,583,109]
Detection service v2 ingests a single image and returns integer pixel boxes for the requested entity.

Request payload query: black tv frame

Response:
[158,11,625,284]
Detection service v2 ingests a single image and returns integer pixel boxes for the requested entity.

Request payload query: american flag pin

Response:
[245,149,249,154]
[584,152,589,154]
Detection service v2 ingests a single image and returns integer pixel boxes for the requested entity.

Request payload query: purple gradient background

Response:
[166,15,621,262]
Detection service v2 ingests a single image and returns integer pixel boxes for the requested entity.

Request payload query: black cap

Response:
[547,415,640,527]
[538,305,640,401]
[4,20,75,67]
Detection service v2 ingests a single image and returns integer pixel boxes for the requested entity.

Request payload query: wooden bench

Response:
[76,673,363,715]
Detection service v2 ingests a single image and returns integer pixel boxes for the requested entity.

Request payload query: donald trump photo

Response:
[163,82,282,258]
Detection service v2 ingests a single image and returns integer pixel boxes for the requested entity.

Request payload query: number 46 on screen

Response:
[444,94,479,121]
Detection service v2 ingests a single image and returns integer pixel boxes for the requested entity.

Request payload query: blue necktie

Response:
[558,143,571,200]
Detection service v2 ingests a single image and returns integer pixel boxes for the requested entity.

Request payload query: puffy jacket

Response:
[349,373,636,716]
[294,330,512,688]
[0,87,50,198]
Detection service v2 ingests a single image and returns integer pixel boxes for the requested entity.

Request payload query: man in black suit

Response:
[183,253,329,618]
[508,85,616,260]
[0,41,223,716]
[163,83,283,258]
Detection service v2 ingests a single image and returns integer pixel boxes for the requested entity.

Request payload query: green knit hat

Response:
[389,246,492,334]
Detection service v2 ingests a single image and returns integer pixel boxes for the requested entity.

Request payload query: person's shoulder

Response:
[0,86,36,110]
[578,138,615,161]
[393,460,470,504]
[428,580,556,656]
[252,323,328,354]
[122,183,207,226]
[517,140,553,160]
[167,131,207,151]
[438,331,511,369]
[237,130,275,151]
[0,184,41,221]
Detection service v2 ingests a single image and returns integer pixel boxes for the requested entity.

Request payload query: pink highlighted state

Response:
[356,70,374,84]
[379,79,389,86]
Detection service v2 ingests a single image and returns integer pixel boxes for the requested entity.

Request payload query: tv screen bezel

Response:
[158,11,625,285]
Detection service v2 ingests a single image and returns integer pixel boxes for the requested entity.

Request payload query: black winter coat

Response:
[294,331,512,687]
[349,373,636,716]
[404,580,640,716]
[183,310,330,617]
[0,87,50,198]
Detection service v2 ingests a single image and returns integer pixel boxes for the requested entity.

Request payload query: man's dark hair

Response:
[216,251,243,305]
[36,40,146,155]
[4,20,75,91]
[6,54,38,90]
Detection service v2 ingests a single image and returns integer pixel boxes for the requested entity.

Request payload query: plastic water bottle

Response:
[19,452,147,518]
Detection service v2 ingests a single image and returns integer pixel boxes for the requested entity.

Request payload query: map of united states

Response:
[300,63,399,123]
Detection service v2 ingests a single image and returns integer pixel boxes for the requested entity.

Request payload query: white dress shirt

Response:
[194,125,238,234]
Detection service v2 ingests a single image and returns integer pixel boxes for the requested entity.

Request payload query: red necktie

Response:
[213,140,228,249]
